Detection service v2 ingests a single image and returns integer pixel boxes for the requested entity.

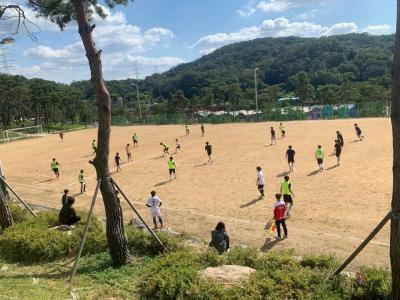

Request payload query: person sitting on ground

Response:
[209,221,230,254]
[59,196,81,226]
[62,189,69,206]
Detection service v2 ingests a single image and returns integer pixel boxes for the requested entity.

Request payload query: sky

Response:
[0,0,396,83]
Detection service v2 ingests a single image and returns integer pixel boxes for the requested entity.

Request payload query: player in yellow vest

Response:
[160,142,169,157]
[92,139,97,154]
[51,158,60,178]
[315,145,324,171]
[79,169,86,194]
[280,175,295,216]
[279,123,286,138]
[168,157,176,180]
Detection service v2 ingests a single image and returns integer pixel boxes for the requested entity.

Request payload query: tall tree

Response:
[27,0,132,265]
[391,0,400,297]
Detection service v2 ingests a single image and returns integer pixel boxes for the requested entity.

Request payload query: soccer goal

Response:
[2,125,44,142]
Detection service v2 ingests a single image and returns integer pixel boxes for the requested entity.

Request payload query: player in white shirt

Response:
[146,190,164,229]
[175,139,183,153]
[256,166,265,198]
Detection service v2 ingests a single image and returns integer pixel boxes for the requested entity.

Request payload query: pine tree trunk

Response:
[391,1,400,297]
[73,0,131,266]
[0,179,13,229]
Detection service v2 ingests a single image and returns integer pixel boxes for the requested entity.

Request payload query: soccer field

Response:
[0,118,392,269]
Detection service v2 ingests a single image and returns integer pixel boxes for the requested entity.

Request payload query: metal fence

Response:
[112,101,391,125]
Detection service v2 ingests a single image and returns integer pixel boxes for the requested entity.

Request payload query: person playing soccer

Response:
[175,139,183,153]
[336,131,344,149]
[168,156,176,180]
[51,158,60,179]
[201,123,205,137]
[279,123,286,139]
[315,145,324,171]
[256,166,265,198]
[79,169,86,194]
[146,190,164,230]
[92,139,97,153]
[160,142,169,157]
[273,193,288,239]
[132,133,138,148]
[115,152,121,172]
[270,127,276,145]
[280,175,295,217]
[126,143,132,162]
[334,140,342,165]
[286,145,295,172]
[354,123,364,141]
[205,141,213,164]
[185,125,190,136]
[59,131,64,141]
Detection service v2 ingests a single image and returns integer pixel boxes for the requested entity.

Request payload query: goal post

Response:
[1,125,44,142]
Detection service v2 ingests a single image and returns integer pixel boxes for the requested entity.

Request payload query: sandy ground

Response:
[0,118,392,270]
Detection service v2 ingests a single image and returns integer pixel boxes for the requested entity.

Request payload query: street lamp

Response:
[130,83,142,119]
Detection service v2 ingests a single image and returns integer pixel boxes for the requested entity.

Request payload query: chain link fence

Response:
[112,101,391,126]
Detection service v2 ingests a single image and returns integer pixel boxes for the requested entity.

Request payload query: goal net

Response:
[2,125,44,142]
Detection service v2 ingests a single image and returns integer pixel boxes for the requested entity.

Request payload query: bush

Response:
[300,254,339,269]
[9,203,32,223]
[126,226,186,256]
[353,267,391,299]
[0,211,106,264]
[223,246,259,268]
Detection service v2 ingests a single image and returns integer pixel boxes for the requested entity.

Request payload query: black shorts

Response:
[164,148,169,152]
[169,169,176,175]
[288,159,294,163]
[281,130,285,134]
[335,152,341,157]
[283,194,293,205]
[53,168,59,174]
[207,152,212,156]
[258,185,264,190]
[317,158,323,164]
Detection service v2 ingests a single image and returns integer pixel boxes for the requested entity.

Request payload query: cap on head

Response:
[151,190,156,197]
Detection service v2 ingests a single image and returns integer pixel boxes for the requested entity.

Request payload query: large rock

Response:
[199,265,256,287]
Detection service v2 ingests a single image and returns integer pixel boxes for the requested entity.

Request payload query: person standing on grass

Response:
[92,139,97,153]
[62,189,69,206]
[185,125,190,136]
[175,139,183,153]
[205,141,213,164]
[354,123,364,141]
[334,140,342,165]
[168,156,176,180]
[286,145,295,172]
[115,152,121,172]
[279,123,286,138]
[280,175,295,217]
[59,196,81,226]
[315,145,324,171]
[79,170,86,194]
[201,123,205,137]
[273,193,288,239]
[209,221,230,254]
[146,190,164,230]
[51,158,60,179]
[256,166,265,198]
[126,143,132,162]
[160,142,169,157]
[132,133,138,148]
[336,131,344,149]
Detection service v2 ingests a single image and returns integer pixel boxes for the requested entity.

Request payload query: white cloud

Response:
[199,48,217,56]
[193,18,363,50]
[364,24,392,35]
[237,0,257,17]
[298,9,317,19]
[257,0,292,12]
[127,55,185,66]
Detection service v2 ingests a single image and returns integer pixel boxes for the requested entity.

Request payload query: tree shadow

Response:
[194,162,208,168]
[151,155,164,160]
[34,178,56,184]
[349,140,361,143]
[307,170,320,177]
[326,164,339,171]
[154,180,172,187]
[81,154,94,158]
[264,144,273,147]
[260,237,285,251]
[240,197,263,208]
[276,171,290,178]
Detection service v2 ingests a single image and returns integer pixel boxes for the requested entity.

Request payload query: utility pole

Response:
[130,83,142,119]
[254,67,259,122]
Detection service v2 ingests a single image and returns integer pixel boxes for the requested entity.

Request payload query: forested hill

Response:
[72,33,394,114]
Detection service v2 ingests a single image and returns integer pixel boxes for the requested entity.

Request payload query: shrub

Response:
[126,226,186,256]
[354,267,391,299]
[300,254,339,269]
[9,203,32,223]
[196,248,224,267]
[223,246,259,268]
[256,250,299,271]
[0,211,106,264]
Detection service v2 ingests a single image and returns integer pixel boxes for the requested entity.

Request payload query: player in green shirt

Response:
[160,142,169,157]
[132,133,138,148]
[79,170,86,194]
[51,158,60,178]
[168,157,176,180]
[92,139,97,154]
[315,145,324,171]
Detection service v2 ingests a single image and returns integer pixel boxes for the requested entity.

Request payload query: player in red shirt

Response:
[273,193,288,239]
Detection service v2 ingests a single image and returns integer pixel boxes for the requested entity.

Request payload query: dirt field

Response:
[0,118,392,270]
